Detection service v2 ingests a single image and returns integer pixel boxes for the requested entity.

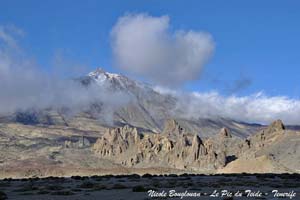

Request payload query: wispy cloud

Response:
[154,87,300,125]
[111,13,215,87]
[1,22,300,126]
[0,25,130,123]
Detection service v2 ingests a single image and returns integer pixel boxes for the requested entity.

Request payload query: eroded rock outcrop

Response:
[92,119,300,174]
[219,119,300,173]
[219,127,232,138]
[245,119,286,151]
[93,120,227,171]
[202,127,242,165]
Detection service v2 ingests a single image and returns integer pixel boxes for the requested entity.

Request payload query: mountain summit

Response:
[1,68,300,178]
[85,68,261,137]
[1,67,261,137]
[88,67,150,92]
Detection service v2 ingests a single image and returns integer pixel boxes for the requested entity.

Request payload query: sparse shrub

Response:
[179,173,189,177]
[18,192,35,196]
[13,184,39,192]
[90,176,103,182]
[37,190,50,195]
[186,182,194,187]
[166,180,178,187]
[0,182,10,187]
[71,176,81,180]
[79,181,95,189]
[115,175,127,179]
[111,184,127,189]
[142,174,153,178]
[51,190,74,195]
[129,174,140,179]
[31,177,40,181]
[222,197,233,200]
[71,176,88,180]
[92,185,107,191]
[45,184,64,191]
[128,174,141,181]
[152,181,161,188]
[71,188,82,192]
[132,185,147,192]
[0,191,7,200]
[103,175,113,179]
[90,175,102,180]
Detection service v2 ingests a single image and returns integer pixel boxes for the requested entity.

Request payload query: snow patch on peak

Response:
[87,67,156,95]
[88,67,123,86]
[88,68,106,76]
[88,67,120,79]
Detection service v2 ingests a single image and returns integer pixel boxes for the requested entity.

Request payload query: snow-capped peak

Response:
[87,67,154,93]
[88,67,124,86]
[88,67,138,90]
[88,67,120,80]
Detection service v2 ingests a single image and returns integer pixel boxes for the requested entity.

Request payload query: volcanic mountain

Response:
[1,68,261,138]
[1,68,299,178]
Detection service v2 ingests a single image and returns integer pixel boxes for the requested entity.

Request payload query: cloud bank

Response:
[154,86,300,125]
[0,25,130,123]
[1,22,300,126]
[111,13,215,87]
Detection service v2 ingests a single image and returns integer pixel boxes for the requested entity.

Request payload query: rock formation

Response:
[93,120,228,172]
[92,119,300,174]
[0,116,299,178]
[244,119,286,152]
[219,127,232,138]
[218,119,300,173]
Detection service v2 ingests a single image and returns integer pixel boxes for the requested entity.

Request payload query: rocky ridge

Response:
[92,119,300,173]
[93,119,226,172]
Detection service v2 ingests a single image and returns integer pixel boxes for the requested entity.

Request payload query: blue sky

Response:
[1,0,300,97]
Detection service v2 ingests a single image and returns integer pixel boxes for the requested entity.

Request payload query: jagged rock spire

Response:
[162,119,185,136]
[218,127,232,138]
[93,124,225,170]
[266,119,285,133]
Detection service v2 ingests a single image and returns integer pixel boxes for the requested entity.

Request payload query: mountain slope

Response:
[84,68,260,137]
[0,67,261,138]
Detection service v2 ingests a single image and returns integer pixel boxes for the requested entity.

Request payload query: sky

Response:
[0,0,299,96]
[1,0,300,124]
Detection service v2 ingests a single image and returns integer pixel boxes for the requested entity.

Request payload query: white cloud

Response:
[2,23,299,126]
[111,13,215,86]
[0,25,131,123]
[154,87,300,125]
